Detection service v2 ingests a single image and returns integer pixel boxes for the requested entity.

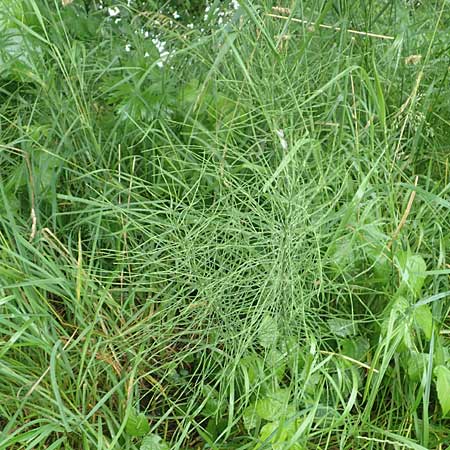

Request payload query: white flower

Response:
[152,37,171,67]
[186,23,194,29]
[107,6,120,17]
[173,11,180,19]
[231,0,239,10]
[125,43,131,52]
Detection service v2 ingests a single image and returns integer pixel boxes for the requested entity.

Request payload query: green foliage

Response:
[140,434,170,450]
[396,251,427,298]
[414,305,434,340]
[258,315,279,348]
[125,410,150,437]
[435,366,450,417]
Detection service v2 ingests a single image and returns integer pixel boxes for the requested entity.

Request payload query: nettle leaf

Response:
[140,434,169,450]
[258,421,283,445]
[366,245,391,282]
[413,305,433,340]
[243,404,258,431]
[258,314,278,348]
[407,351,428,382]
[201,385,223,417]
[331,235,356,273]
[34,149,61,193]
[239,354,265,385]
[381,295,409,336]
[396,251,427,297]
[435,365,450,417]
[341,336,370,361]
[255,389,290,421]
[303,372,322,398]
[327,318,355,338]
[434,336,450,367]
[281,336,305,374]
[257,419,304,449]
[266,348,286,382]
[381,296,414,351]
[125,410,150,437]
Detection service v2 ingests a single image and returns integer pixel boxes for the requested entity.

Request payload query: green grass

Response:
[1,0,450,449]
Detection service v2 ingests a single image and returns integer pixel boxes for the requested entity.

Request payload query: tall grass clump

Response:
[1,0,450,449]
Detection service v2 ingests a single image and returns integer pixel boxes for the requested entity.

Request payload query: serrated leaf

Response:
[341,336,370,361]
[243,404,258,431]
[266,348,286,382]
[381,296,413,351]
[257,418,303,449]
[201,385,222,418]
[125,410,150,437]
[281,336,305,374]
[414,305,433,340]
[396,252,427,297]
[140,434,169,450]
[239,354,265,385]
[381,295,409,336]
[259,421,281,444]
[407,351,428,382]
[328,318,356,337]
[434,336,449,367]
[435,365,450,417]
[255,389,290,421]
[258,314,278,348]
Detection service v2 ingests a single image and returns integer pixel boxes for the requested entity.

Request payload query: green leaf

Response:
[413,305,433,340]
[205,417,227,440]
[255,389,290,421]
[407,351,428,382]
[281,336,305,374]
[0,3,43,82]
[258,314,278,348]
[140,434,169,450]
[435,365,450,417]
[259,421,282,444]
[266,348,286,382]
[381,295,409,336]
[341,336,370,361]
[434,336,449,367]
[239,354,265,385]
[381,295,413,351]
[257,419,303,449]
[396,252,427,297]
[201,385,222,417]
[327,318,355,337]
[125,410,150,437]
[243,404,258,431]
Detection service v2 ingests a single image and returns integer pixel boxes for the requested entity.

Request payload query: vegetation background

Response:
[0,0,449,449]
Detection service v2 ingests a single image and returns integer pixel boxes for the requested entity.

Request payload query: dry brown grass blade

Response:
[268,7,394,40]
[387,175,419,250]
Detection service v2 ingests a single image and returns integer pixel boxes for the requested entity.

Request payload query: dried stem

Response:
[387,176,419,250]
[268,9,394,41]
